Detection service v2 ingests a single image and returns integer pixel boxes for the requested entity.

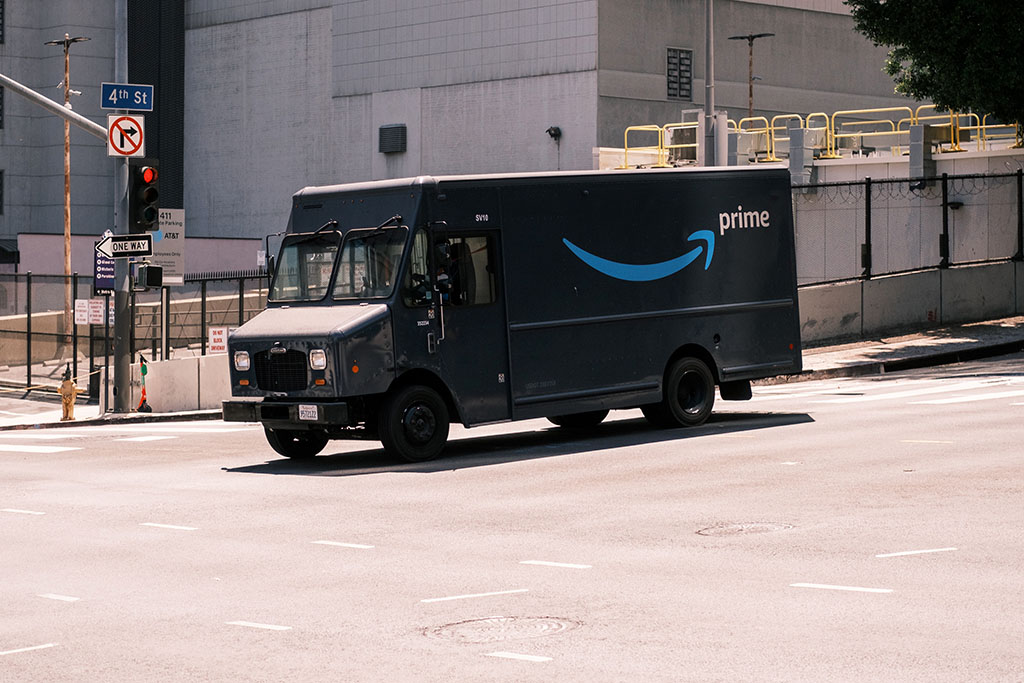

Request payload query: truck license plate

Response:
[298,404,318,421]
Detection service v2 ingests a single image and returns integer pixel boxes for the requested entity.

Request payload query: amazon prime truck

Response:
[222,167,802,461]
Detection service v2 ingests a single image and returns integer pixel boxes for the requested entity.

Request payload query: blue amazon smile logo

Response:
[562,230,716,282]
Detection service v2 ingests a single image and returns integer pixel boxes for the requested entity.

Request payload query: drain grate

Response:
[697,522,793,536]
[425,616,581,644]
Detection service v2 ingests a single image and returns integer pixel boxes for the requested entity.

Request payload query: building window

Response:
[0,86,4,128]
[0,170,4,215]
[667,47,693,101]
[0,0,5,44]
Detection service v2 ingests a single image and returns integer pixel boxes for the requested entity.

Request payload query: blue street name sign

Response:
[94,244,115,295]
[101,82,154,111]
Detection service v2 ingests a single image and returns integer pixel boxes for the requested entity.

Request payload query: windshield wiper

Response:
[288,219,341,246]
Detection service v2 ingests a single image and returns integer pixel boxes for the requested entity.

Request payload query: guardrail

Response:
[621,104,1022,167]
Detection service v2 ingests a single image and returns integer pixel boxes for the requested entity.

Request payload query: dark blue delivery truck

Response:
[222,167,802,461]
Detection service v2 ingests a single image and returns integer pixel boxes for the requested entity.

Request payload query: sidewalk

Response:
[2,315,1022,431]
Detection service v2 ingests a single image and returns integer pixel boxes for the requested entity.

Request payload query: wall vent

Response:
[379,124,407,154]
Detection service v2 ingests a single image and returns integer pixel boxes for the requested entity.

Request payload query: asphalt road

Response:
[1,354,1022,682]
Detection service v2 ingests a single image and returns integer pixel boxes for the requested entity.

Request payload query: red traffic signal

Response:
[129,159,160,232]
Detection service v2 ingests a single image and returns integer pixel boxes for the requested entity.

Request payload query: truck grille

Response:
[254,349,308,392]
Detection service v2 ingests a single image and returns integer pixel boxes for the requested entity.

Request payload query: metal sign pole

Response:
[112,0,132,412]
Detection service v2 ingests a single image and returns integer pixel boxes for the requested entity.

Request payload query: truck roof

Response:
[292,165,789,200]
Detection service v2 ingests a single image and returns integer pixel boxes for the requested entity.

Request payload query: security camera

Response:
[546,126,562,140]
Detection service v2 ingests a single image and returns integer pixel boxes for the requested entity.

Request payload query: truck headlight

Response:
[309,349,327,370]
[233,351,250,371]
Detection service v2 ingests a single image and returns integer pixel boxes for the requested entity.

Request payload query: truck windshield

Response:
[332,227,408,300]
[268,231,341,302]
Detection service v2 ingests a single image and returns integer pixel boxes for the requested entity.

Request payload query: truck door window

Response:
[268,232,340,302]
[402,229,433,306]
[333,227,408,300]
[447,235,496,306]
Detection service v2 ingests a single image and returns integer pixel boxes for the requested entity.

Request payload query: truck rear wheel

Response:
[641,357,715,428]
[547,410,609,429]
[264,426,329,459]
[377,385,450,462]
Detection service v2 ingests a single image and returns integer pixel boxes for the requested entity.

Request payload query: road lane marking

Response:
[226,621,292,631]
[2,508,45,515]
[312,540,374,549]
[114,435,177,442]
[911,389,1024,405]
[486,651,552,662]
[876,547,958,558]
[900,439,953,444]
[0,444,81,454]
[0,643,58,656]
[790,583,892,593]
[37,594,80,602]
[813,380,998,404]
[0,432,91,439]
[520,560,592,569]
[781,461,801,465]
[421,588,529,603]
[140,523,197,531]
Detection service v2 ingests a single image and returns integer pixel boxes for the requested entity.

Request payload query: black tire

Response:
[547,410,609,429]
[642,357,715,428]
[377,385,450,462]
[264,426,329,459]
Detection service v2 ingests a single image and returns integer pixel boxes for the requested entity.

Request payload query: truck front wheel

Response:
[264,426,329,459]
[641,357,715,428]
[377,385,450,462]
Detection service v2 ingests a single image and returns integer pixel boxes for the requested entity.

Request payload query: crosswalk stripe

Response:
[0,444,81,454]
[911,388,1024,405]
[812,380,1004,404]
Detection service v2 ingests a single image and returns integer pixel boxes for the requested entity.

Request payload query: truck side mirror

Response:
[267,254,276,279]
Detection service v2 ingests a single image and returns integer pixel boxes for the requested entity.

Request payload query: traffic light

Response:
[128,158,159,232]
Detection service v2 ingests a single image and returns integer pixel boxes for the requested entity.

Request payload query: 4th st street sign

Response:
[95,234,153,259]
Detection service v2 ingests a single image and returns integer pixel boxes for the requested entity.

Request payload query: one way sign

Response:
[95,234,153,259]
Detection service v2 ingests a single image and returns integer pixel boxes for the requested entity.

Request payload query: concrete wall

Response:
[102,351,230,413]
[800,262,1024,344]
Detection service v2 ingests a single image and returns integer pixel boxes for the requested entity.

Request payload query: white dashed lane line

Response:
[875,547,958,558]
[790,583,893,594]
[114,435,177,442]
[140,523,198,531]
[520,560,592,569]
[226,621,292,631]
[2,508,45,515]
[37,594,80,602]
[312,540,375,549]
[486,652,552,662]
[420,589,529,604]
[0,643,58,657]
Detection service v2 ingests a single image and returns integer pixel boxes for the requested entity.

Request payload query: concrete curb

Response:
[0,409,223,432]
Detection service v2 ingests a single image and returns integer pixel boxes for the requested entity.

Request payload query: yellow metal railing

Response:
[620,125,669,169]
[823,106,914,158]
[661,121,701,163]
[619,104,1022,166]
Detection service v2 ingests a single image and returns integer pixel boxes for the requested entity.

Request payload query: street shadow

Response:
[224,411,815,478]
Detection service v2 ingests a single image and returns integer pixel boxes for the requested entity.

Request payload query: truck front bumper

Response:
[222,399,350,428]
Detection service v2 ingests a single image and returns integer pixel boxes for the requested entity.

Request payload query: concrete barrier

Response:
[941,262,1016,324]
[798,280,862,343]
[101,352,230,413]
[864,270,940,335]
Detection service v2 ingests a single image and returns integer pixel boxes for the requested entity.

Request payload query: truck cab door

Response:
[436,230,511,425]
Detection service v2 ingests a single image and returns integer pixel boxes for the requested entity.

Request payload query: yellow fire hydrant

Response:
[58,363,79,421]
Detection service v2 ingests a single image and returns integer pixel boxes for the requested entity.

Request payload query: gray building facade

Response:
[1,0,907,272]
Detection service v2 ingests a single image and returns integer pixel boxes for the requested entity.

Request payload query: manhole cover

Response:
[696,522,793,536]
[425,616,581,644]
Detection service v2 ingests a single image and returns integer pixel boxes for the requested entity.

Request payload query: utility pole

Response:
[114,0,132,412]
[704,0,716,167]
[729,32,774,119]
[44,33,90,354]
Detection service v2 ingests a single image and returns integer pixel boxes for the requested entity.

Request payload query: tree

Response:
[846,0,1024,124]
